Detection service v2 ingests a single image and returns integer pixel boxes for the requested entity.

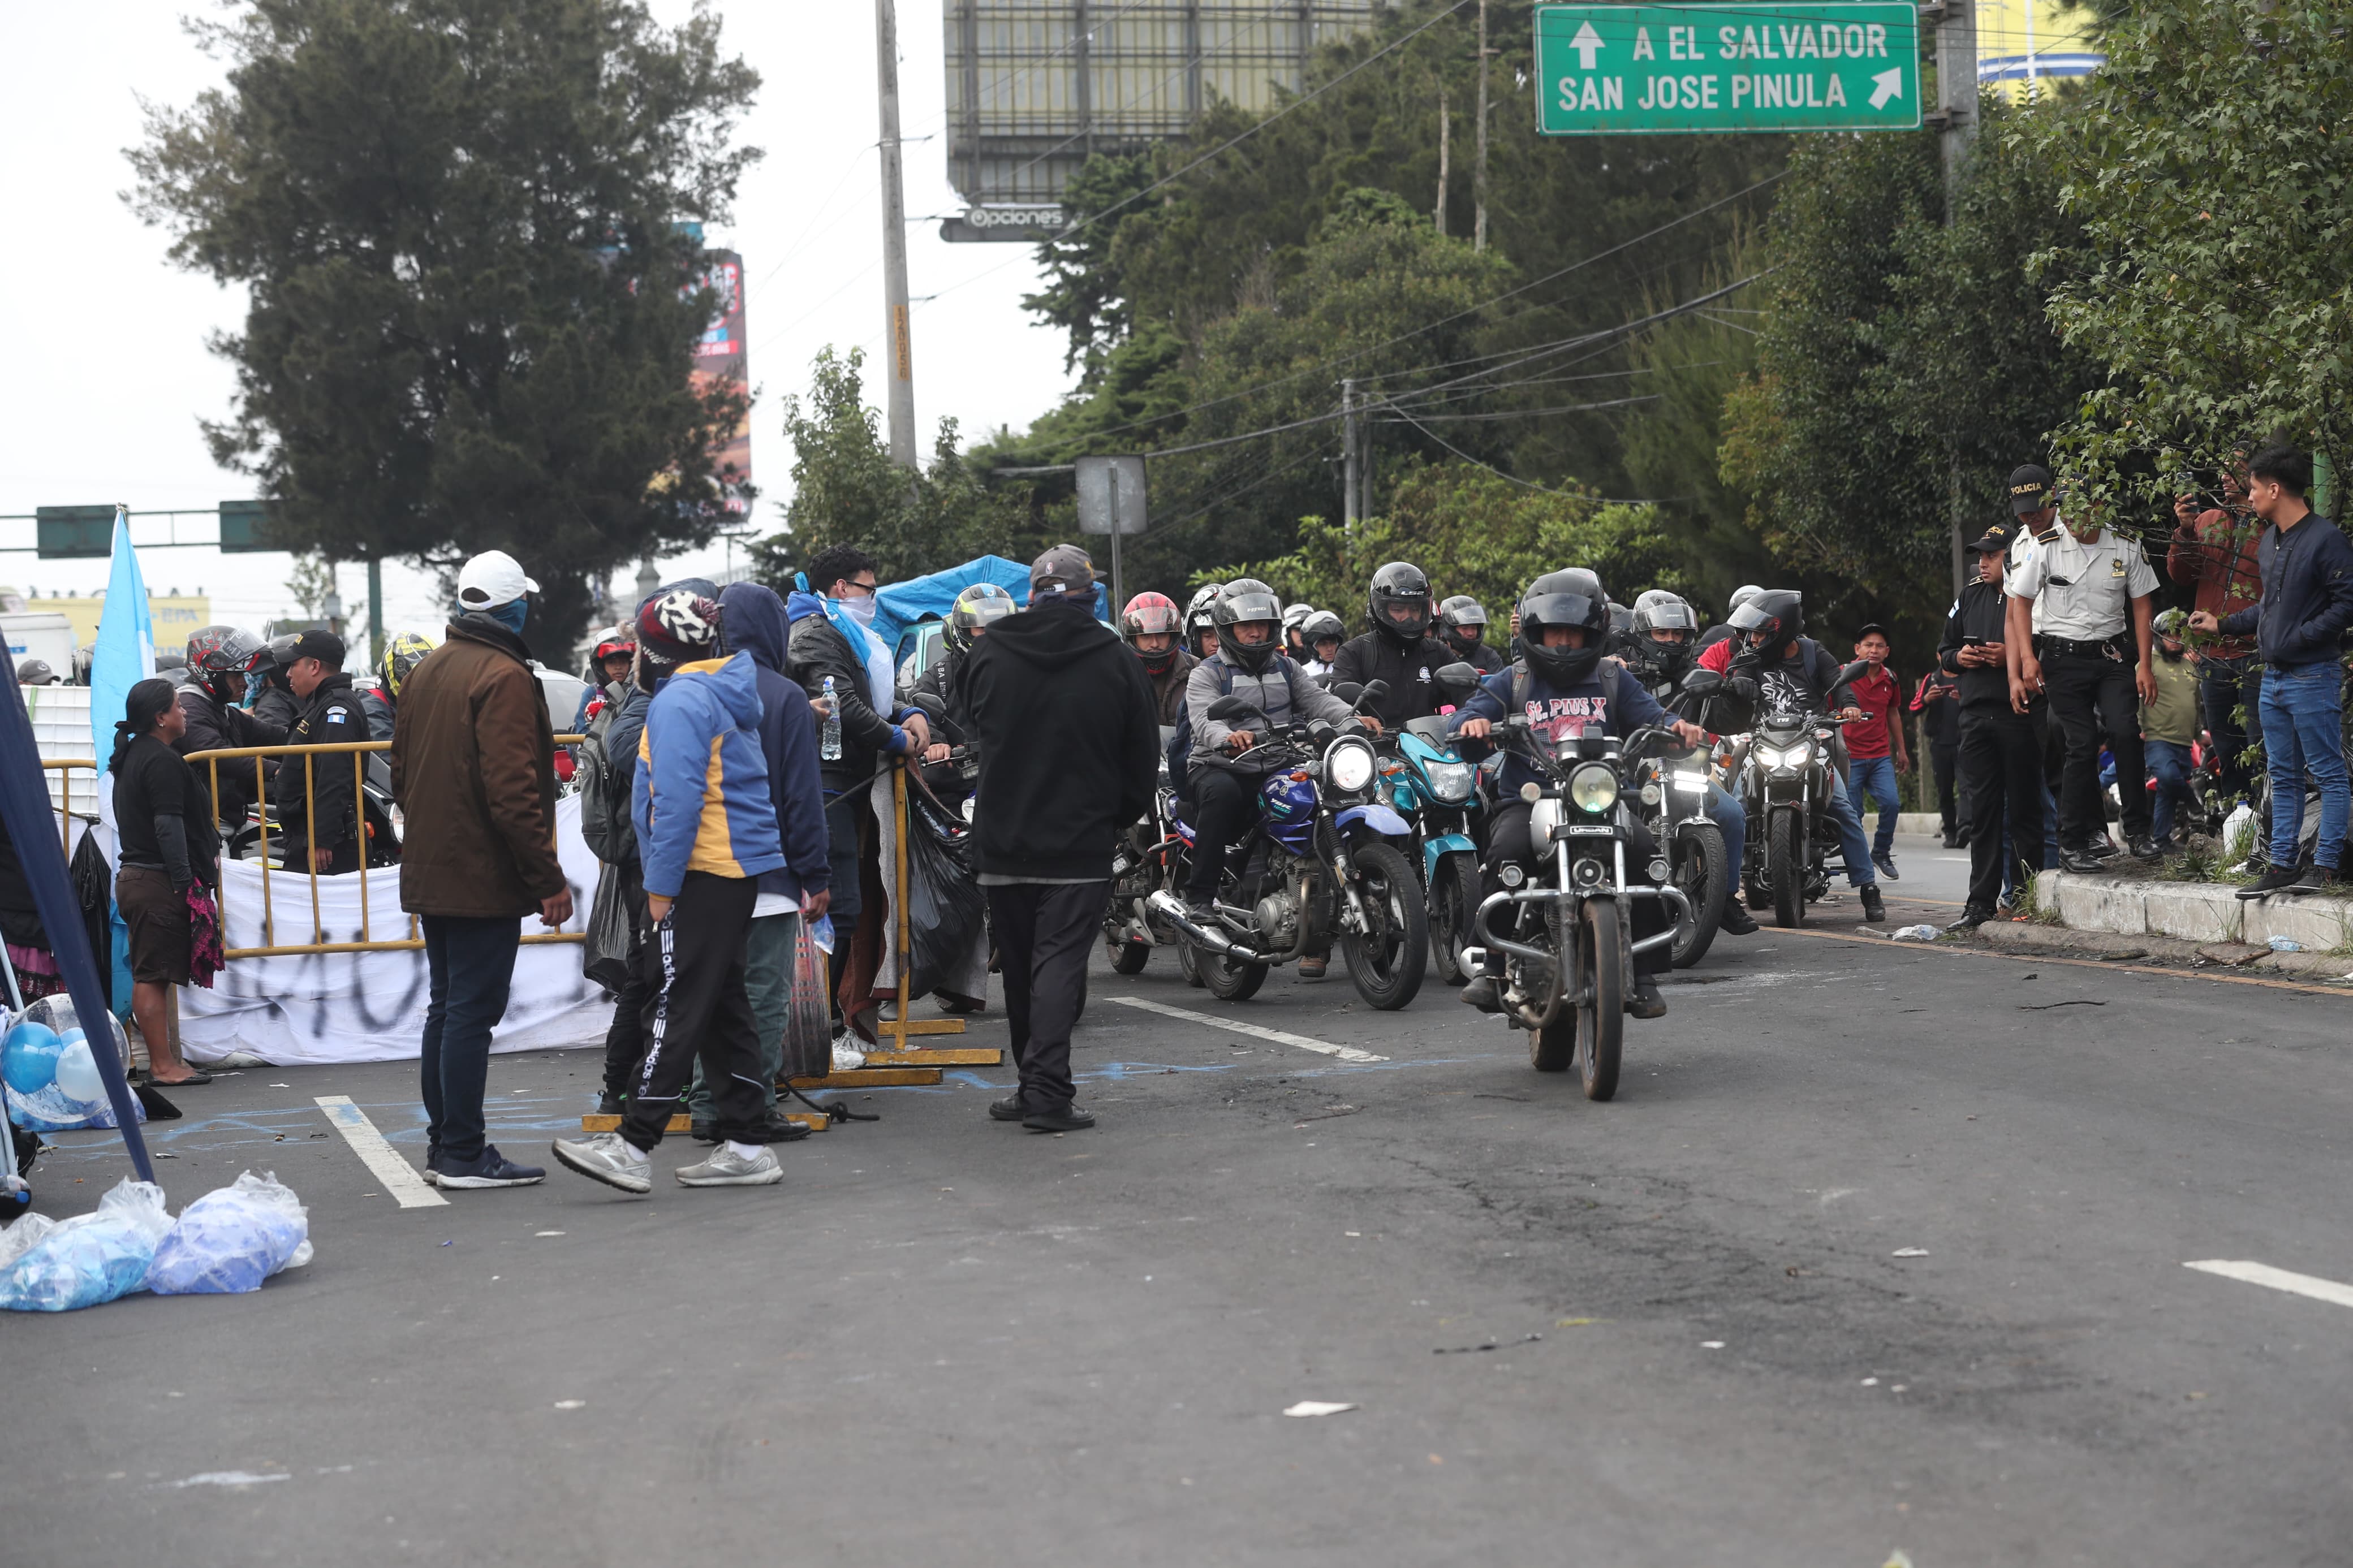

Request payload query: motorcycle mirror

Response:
[1354,680,1390,712]
[1835,658,1877,689]
[1432,662,1481,697]
[1679,667,1725,698]
[910,690,947,722]
[1328,680,1365,703]
[1205,695,1256,722]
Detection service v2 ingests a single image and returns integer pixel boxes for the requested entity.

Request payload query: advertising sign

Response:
[1534,3,1921,135]
[690,250,752,517]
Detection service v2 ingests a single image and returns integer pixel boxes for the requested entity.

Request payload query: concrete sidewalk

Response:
[2020,867,2353,977]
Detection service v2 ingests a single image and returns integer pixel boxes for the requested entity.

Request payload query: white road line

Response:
[315,1095,447,1208]
[1108,995,1388,1062]
[2185,1259,2353,1311]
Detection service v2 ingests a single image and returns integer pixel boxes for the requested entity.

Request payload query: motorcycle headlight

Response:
[1765,742,1813,769]
[1325,738,1376,794]
[1424,759,1475,804]
[1671,770,1710,794]
[1568,763,1619,815]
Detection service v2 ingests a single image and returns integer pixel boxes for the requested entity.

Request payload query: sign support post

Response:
[875,0,918,468]
[1933,0,1978,599]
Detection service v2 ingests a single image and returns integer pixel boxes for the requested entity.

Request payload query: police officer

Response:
[1436,595,1506,675]
[1942,522,2045,929]
[1329,561,1454,732]
[272,629,368,874]
[2001,463,2161,869]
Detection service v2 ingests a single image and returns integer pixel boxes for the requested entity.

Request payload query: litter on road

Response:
[1282,1401,1358,1418]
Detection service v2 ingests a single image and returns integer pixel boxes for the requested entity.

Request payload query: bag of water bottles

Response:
[0,1177,174,1312]
[147,1171,313,1295]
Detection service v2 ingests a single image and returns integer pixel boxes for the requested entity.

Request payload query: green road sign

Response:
[218,500,273,553]
[35,506,115,559]
[1535,3,1921,135]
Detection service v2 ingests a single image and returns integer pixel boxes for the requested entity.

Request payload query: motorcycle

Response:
[1378,716,1485,984]
[1629,668,1732,967]
[1104,726,1201,978]
[1735,659,1878,928]
[1447,697,1696,1102]
[1147,684,1430,1010]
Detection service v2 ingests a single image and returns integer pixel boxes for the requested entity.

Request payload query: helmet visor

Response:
[1519,591,1602,633]
[1445,603,1488,628]
[1380,597,1429,627]
[955,596,1017,630]
[1221,590,1282,625]
[1727,601,1781,635]
[1644,602,1699,632]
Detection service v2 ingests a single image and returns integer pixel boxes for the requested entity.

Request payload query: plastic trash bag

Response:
[2268,935,2305,953]
[0,1177,173,1312]
[148,1170,312,1295]
[904,787,986,1000]
[0,1211,57,1271]
[2221,802,2257,870]
[779,914,834,1085]
[1889,924,1942,943]
[3,995,144,1133]
[582,862,634,996]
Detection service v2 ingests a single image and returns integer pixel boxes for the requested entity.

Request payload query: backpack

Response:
[575,692,636,866]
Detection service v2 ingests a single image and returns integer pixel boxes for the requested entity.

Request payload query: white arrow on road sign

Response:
[1869,67,1904,110]
[1571,20,1604,70]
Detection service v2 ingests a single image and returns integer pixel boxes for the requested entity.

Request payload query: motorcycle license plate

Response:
[1552,823,1616,839]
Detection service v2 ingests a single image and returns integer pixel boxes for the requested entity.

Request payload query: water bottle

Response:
[820,675,842,761]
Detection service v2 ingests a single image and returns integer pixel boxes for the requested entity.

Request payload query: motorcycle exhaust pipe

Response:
[1146,890,1271,962]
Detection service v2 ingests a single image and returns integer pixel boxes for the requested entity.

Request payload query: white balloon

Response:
[53,1039,105,1104]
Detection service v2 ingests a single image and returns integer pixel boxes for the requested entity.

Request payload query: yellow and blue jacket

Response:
[632,652,786,899]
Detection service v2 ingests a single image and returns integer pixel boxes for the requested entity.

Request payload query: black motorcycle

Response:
[1734,659,1878,928]
[1104,726,1199,978]
[1630,666,1733,968]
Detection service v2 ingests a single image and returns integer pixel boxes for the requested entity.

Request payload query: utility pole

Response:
[1473,0,1490,252]
[874,0,917,468]
[366,556,383,667]
[1434,87,1450,235]
[1342,378,1360,536]
[1933,0,1977,599]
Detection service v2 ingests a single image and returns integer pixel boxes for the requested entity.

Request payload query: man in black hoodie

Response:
[1329,561,1454,732]
[962,545,1160,1132]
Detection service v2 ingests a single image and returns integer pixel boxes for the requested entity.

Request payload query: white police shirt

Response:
[2004,519,2157,641]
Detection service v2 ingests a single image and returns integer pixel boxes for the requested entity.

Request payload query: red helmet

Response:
[1122,591,1182,673]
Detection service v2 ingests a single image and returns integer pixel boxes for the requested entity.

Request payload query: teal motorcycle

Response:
[1382,716,1485,985]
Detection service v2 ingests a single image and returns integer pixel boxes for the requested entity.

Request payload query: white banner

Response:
[179,795,609,1068]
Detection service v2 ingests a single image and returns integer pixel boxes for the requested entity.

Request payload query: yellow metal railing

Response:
[40,758,97,857]
[182,735,587,960]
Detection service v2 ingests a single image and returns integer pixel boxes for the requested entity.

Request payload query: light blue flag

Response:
[89,506,157,764]
[89,507,154,1018]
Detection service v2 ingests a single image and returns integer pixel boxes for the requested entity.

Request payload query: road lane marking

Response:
[1108,995,1388,1062]
[2185,1259,2353,1310]
[315,1095,446,1208]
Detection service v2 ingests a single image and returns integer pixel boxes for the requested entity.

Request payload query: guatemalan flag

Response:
[89,506,154,1015]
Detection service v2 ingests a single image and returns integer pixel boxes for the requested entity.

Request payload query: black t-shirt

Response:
[113,735,218,885]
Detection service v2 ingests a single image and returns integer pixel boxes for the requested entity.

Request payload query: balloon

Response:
[53,1039,105,1105]
[2,1021,63,1094]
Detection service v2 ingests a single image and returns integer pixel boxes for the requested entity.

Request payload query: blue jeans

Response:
[2145,740,2193,844]
[2259,663,2350,870]
[1848,755,1902,859]
[1708,782,1746,884]
[420,914,523,1163]
[1824,771,1876,888]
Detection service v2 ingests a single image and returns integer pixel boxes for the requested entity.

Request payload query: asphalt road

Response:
[9,826,2352,1566]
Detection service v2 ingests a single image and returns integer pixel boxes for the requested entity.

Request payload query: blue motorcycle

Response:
[1382,718,1485,986]
[1150,692,1430,1009]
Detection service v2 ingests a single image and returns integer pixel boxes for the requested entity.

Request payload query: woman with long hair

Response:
[110,677,219,1086]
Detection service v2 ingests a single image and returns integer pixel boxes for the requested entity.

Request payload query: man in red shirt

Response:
[2170,465,2264,800]
[1842,624,1910,879]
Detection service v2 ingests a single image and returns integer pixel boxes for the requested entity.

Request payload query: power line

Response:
[1373,394,1661,421]
[1381,404,1669,508]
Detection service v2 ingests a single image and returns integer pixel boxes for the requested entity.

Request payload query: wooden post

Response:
[873,762,979,1053]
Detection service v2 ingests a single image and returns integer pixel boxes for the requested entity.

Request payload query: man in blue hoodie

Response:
[679,582,833,1142]
[551,591,788,1194]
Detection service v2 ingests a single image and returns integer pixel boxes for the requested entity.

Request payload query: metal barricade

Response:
[180,736,587,960]
[40,758,97,857]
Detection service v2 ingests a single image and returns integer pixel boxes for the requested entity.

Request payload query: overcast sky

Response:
[0,1,1074,647]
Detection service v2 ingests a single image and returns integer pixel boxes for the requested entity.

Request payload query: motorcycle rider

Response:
[1606,601,1636,656]
[1450,571,1710,1020]
[1436,595,1506,675]
[173,625,287,831]
[247,633,306,732]
[571,625,636,731]
[1622,590,1758,938]
[1183,585,1222,660]
[1329,561,1454,733]
[1282,603,1315,664]
[1697,585,1764,651]
[1182,579,1362,978]
[916,582,1018,755]
[1699,590,1886,923]
[1121,590,1195,725]
[1299,610,1346,678]
[271,628,368,875]
[362,632,437,741]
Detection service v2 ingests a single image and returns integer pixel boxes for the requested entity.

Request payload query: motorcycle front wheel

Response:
[1768,808,1806,928]
[1341,840,1429,1010]
[1669,820,1728,969]
[1575,897,1626,1101]
[1428,852,1482,986]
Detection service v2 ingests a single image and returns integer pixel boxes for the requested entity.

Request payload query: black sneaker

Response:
[1947,904,1996,932]
[1628,978,1667,1020]
[2289,864,2341,894]
[436,1144,546,1189]
[1873,852,1901,882]
[1183,899,1218,926]
[1459,974,1505,1013]
[2058,849,2108,874]
[988,1096,1027,1122]
[688,1120,720,1145]
[1023,1103,1097,1133]
[1860,885,1886,923]
[1718,905,1760,936]
[1941,832,1963,849]
[595,1094,624,1117]
[2238,866,2302,899]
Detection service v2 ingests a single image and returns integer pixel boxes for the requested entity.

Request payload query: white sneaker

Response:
[675,1143,783,1187]
[550,1131,652,1195]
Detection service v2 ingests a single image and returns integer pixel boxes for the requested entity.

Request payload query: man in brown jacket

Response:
[390,549,574,1189]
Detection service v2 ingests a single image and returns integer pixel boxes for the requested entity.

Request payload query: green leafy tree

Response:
[2024,0,2353,512]
[130,0,761,656]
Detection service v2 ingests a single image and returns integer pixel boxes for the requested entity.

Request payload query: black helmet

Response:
[1608,601,1633,637]
[1183,585,1222,658]
[1630,590,1699,679]
[1729,589,1803,652]
[185,624,265,701]
[1212,577,1285,674]
[946,583,1018,656]
[1300,610,1346,652]
[1516,570,1611,689]
[1368,561,1433,645]
[255,632,301,687]
[1437,595,1489,656]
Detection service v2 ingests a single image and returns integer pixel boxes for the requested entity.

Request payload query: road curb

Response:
[2001,873,2353,979]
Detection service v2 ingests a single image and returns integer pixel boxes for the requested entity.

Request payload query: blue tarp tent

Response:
[872,554,1111,661]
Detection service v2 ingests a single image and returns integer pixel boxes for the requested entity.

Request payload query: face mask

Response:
[492,597,529,635]
[838,594,878,628]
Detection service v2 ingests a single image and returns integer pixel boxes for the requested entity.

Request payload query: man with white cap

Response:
[389,548,572,1188]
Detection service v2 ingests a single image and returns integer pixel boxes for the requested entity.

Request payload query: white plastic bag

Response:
[0,1211,57,1271]
[2221,802,2257,871]
[147,1171,312,1295]
[0,1178,173,1312]
[1889,924,1942,943]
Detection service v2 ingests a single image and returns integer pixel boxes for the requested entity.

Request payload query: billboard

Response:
[32,594,212,653]
[691,249,752,517]
[942,1,1380,230]
[1975,0,2100,98]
